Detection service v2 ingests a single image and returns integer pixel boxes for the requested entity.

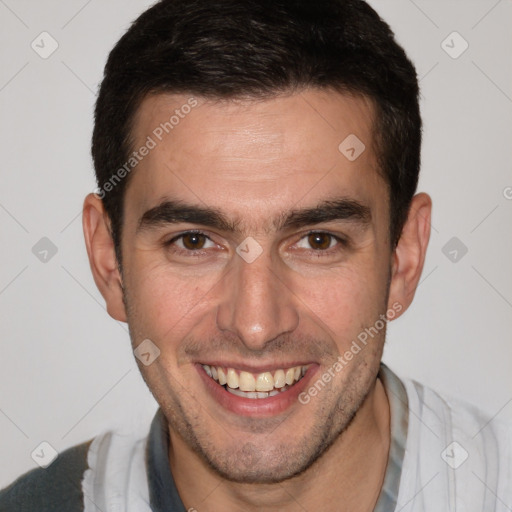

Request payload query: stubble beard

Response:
[121,278,387,485]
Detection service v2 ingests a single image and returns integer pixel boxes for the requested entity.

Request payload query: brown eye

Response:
[181,233,207,250]
[165,231,217,256]
[307,232,334,250]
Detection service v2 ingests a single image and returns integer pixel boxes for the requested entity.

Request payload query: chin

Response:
[203,448,313,484]
[194,409,357,485]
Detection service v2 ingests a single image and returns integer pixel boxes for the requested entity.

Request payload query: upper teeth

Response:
[202,364,307,392]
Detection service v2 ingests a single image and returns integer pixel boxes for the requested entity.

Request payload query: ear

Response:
[387,192,432,320]
[82,193,127,322]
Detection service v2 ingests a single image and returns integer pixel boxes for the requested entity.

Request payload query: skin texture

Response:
[83,89,431,511]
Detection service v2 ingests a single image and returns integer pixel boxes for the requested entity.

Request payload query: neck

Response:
[169,377,390,512]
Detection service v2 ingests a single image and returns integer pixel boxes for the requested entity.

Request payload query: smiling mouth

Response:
[202,364,308,399]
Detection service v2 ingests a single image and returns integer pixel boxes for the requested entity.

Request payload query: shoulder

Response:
[0,439,93,512]
[403,375,512,442]
[400,375,512,508]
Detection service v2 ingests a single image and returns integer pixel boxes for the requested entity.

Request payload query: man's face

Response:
[119,89,395,482]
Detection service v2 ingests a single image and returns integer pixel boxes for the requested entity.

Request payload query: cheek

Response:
[126,258,222,339]
[293,264,382,342]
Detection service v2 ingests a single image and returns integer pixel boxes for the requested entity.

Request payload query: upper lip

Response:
[197,361,314,373]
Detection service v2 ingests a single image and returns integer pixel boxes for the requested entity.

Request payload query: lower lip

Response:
[197,364,318,417]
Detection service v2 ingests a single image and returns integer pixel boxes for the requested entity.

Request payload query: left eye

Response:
[296,232,340,251]
[173,232,216,250]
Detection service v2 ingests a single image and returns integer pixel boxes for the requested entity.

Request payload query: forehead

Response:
[124,89,384,229]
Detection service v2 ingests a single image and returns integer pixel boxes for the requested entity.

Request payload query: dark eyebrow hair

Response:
[277,199,371,231]
[136,198,372,235]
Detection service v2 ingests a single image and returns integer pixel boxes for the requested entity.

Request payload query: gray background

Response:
[0,0,511,486]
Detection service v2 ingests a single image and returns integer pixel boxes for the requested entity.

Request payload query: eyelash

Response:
[163,229,348,258]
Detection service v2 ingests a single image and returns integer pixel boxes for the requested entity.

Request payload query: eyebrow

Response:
[136,197,372,235]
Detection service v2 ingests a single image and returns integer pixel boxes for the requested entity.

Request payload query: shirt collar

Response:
[373,362,409,511]
[146,362,408,511]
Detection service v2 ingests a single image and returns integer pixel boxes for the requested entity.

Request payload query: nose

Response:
[215,248,299,351]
